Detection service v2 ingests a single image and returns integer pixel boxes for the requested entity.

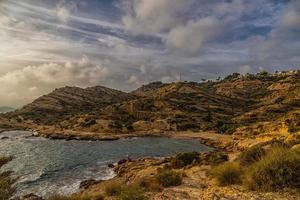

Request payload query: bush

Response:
[216,121,238,134]
[238,146,266,166]
[211,162,243,186]
[171,152,199,168]
[105,182,122,196]
[244,147,300,191]
[138,176,163,192]
[119,185,148,200]
[200,152,228,165]
[156,170,182,187]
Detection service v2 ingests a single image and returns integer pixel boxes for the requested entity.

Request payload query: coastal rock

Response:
[22,193,44,200]
[79,179,101,189]
[117,158,131,165]
[32,131,39,137]
[108,163,115,168]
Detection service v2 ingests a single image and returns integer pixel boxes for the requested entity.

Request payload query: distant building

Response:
[274,70,300,77]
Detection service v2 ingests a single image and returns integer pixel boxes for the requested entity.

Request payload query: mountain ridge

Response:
[1,70,299,138]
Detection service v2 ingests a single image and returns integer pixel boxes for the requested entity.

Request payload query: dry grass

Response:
[211,162,243,186]
[156,169,183,187]
[244,147,300,191]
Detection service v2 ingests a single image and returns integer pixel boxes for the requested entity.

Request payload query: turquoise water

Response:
[0,131,212,197]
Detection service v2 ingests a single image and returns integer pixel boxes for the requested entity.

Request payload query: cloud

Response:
[277,2,300,29]
[239,65,253,74]
[121,0,224,56]
[56,1,77,23]
[140,65,147,74]
[0,56,110,107]
[0,0,299,107]
[122,0,193,34]
[166,17,222,56]
[249,0,300,64]
[127,75,140,85]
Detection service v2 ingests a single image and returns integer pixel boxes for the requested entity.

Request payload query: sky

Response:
[0,0,299,107]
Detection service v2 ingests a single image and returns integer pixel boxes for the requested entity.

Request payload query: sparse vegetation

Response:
[0,156,15,200]
[156,170,182,187]
[119,185,148,200]
[104,182,148,200]
[224,73,240,81]
[215,121,238,134]
[244,147,300,191]
[170,152,199,168]
[105,182,123,196]
[257,71,269,77]
[138,176,163,192]
[200,152,228,165]
[211,162,243,186]
[238,145,266,166]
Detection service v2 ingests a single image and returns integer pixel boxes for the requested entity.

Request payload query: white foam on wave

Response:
[15,165,116,198]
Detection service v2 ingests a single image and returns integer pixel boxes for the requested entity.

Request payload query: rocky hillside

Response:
[1,70,299,136]
[50,70,299,136]
[6,86,134,124]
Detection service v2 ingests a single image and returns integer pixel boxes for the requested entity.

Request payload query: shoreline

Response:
[1,127,252,153]
[4,128,299,200]
[2,128,238,152]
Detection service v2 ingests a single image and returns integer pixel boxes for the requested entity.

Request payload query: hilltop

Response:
[0,70,299,141]
[9,86,134,124]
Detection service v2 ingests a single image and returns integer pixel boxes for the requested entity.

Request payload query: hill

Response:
[6,86,134,124]
[1,70,299,138]
[51,70,300,136]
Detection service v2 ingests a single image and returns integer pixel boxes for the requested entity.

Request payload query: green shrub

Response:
[156,170,182,187]
[119,185,148,200]
[216,121,238,134]
[244,147,300,191]
[238,146,266,166]
[211,162,243,186]
[171,152,199,168]
[224,73,240,81]
[201,152,228,165]
[257,71,269,77]
[138,176,163,192]
[105,182,122,196]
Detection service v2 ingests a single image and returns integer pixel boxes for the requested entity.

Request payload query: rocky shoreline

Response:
[3,127,300,200]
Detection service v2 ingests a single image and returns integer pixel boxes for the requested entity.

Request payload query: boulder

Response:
[118,159,128,165]
[79,179,101,189]
[108,163,115,168]
[22,193,44,200]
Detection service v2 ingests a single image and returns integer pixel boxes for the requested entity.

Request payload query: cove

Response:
[0,131,213,197]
